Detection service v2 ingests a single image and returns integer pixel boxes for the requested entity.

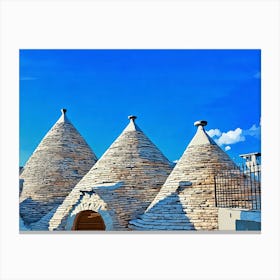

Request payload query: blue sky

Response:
[20,49,261,166]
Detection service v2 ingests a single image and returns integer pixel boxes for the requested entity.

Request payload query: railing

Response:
[214,164,261,210]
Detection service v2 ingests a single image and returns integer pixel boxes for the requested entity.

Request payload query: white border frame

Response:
[1,0,279,279]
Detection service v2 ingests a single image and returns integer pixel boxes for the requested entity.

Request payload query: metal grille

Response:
[214,164,261,210]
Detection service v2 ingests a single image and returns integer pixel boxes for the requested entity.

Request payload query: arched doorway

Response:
[72,210,106,230]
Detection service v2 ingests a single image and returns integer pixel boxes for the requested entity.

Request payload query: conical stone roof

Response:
[49,116,173,230]
[20,109,98,226]
[129,120,238,231]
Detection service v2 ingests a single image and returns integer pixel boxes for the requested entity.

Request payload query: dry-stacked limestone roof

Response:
[129,120,238,231]
[20,109,97,228]
[49,116,173,231]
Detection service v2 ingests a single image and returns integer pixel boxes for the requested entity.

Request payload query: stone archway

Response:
[72,210,106,230]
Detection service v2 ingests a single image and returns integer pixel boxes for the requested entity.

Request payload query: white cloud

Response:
[216,128,245,146]
[207,120,261,149]
[253,71,261,79]
[206,129,222,138]
[243,124,261,139]
[20,76,38,81]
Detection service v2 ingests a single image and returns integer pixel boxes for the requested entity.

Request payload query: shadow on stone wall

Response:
[129,192,195,230]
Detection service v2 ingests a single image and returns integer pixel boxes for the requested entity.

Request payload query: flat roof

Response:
[239,152,261,157]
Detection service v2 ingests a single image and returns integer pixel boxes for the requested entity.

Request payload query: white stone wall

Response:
[218,208,261,230]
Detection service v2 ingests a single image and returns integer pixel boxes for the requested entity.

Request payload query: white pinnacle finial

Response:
[188,120,216,146]
[57,108,69,123]
[128,115,137,122]
[194,120,207,127]
[123,115,140,132]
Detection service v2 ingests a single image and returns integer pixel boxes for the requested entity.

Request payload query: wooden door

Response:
[72,210,106,230]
